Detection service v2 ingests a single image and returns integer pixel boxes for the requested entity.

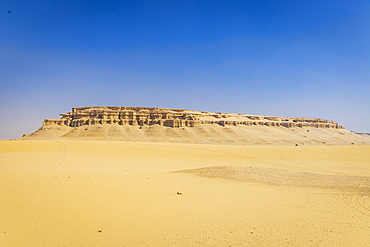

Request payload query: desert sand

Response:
[4,106,370,246]
[1,140,370,246]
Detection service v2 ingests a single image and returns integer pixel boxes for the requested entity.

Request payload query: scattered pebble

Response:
[176,192,182,195]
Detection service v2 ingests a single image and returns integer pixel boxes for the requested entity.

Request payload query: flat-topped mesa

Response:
[42,106,345,129]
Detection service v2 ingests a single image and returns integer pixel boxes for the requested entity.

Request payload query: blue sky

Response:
[1,0,369,139]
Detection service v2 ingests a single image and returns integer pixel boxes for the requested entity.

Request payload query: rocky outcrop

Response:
[42,106,345,129]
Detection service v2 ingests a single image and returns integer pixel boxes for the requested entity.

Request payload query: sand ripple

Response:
[176,166,370,192]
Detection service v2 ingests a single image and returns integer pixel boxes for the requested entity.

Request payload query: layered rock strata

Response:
[43,106,345,129]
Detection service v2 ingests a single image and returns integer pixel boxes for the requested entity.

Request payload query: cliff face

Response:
[43,106,345,129]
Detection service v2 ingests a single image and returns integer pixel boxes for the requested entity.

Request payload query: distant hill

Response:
[20,106,370,145]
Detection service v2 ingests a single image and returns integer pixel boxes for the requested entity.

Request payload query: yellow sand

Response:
[1,140,370,246]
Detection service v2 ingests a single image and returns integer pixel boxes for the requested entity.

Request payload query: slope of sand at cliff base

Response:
[22,123,370,145]
[1,140,370,246]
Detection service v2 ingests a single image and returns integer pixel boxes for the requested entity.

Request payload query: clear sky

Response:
[1,0,369,139]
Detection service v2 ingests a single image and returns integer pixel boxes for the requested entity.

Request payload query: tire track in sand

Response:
[352,179,370,216]
[0,140,66,189]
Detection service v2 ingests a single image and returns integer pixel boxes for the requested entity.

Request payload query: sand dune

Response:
[1,140,370,246]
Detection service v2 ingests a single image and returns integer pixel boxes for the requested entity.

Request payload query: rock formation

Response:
[23,106,370,145]
[43,106,345,129]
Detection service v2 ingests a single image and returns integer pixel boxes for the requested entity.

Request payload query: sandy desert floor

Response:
[1,140,370,246]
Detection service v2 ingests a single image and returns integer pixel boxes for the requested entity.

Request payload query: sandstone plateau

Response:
[21,106,370,145]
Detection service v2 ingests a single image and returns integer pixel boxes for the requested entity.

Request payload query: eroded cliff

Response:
[43,106,345,129]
